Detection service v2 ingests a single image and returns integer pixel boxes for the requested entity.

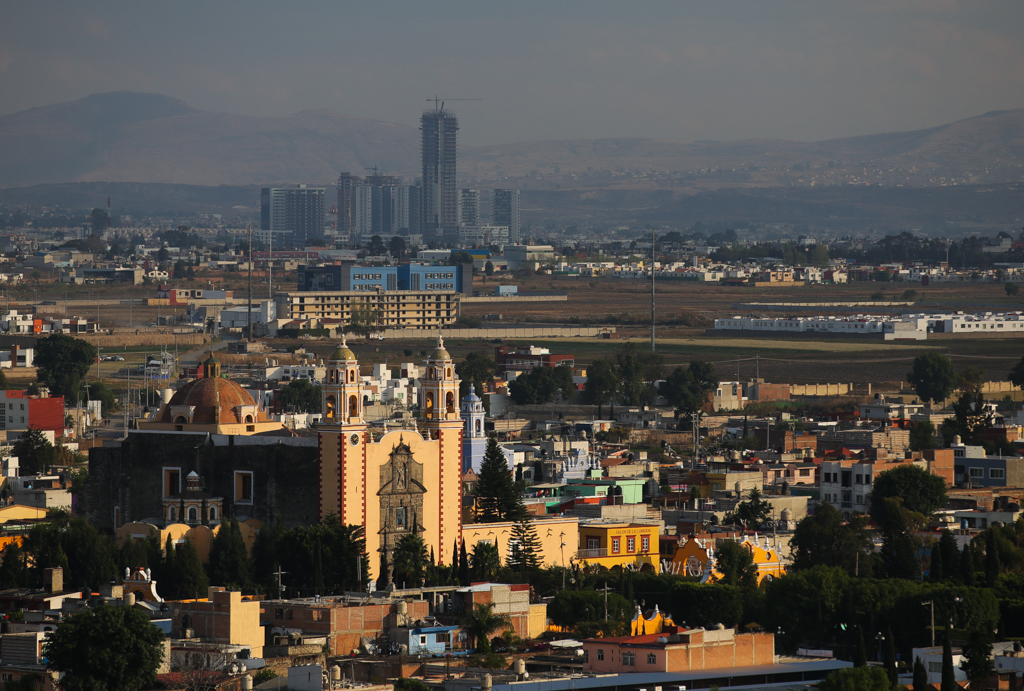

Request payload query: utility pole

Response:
[247,223,253,342]
[601,582,612,621]
[273,565,288,600]
[651,228,656,353]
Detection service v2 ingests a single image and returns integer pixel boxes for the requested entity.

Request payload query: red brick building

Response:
[495,346,574,375]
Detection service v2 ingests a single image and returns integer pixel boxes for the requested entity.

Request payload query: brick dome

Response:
[158,376,269,425]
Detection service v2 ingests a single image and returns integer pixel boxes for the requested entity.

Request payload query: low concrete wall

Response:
[790,383,851,396]
[78,332,213,348]
[463,295,568,303]
[381,326,609,339]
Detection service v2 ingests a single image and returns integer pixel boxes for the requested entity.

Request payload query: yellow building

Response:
[275,289,459,329]
[665,535,786,585]
[462,515,579,569]
[138,355,285,435]
[173,588,265,658]
[574,522,660,571]
[318,336,463,583]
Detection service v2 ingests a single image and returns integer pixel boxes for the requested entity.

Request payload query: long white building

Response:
[715,311,1024,340]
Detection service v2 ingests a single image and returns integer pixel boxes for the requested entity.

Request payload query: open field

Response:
[10,274,1024,392]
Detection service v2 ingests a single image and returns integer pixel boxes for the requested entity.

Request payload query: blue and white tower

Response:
[461,385,487,473]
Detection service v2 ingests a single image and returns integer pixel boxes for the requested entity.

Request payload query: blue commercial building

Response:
[298,263,472,295]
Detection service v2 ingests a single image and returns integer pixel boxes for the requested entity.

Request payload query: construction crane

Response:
[426,96,482,112]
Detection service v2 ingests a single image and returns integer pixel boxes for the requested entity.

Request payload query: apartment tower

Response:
[420,108,459,241]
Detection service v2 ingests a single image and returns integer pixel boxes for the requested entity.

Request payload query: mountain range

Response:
[1,91,1023,190]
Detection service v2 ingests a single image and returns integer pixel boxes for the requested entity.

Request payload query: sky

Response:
[2,1,1023,147]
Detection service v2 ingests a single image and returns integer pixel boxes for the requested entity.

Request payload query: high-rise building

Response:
[260,185,325,246]
[420,109,459,241]
[492,189,521,244]
[336,173,359,239]
[458,188,479,226]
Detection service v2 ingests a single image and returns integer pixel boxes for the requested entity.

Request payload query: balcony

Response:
[576,548,608,559]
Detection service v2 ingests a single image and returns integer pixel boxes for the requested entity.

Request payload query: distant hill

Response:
[0,92,420,187]
[1,92,1022,190]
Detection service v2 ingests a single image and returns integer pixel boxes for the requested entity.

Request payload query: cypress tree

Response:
[930,541,944,582]
[941,630,956,691]
[883,625,897,685]
[913,655,928,691]
[854,626,867,668]
[475,437,517,522]
[175,539,208,600]
[961,542,975,586]
[313,540,324,595]
[459,538,470,586]
[939,530,962,584]
[209,518,252,590]
[985,530,1000,587]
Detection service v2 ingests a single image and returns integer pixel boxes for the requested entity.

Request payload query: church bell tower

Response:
[318,335,368,523]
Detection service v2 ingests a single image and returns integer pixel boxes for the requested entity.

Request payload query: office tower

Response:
[492,189,521,244]
[458,189,479,226]
[337,173,359,238]
[260,185,325,246]
[420,108,459,240]
[407,184,422,236]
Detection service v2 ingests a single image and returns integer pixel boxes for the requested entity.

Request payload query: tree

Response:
[937,529,961,583]
[44,605,165,691]
[459,602,512,653]
[583,359,618,418]
[883,625,897,685]
[877,497,921,579]
[208,518,252,591]
[615,342,662,406]
[508,364,575,405]
[367,235,386,256]
[659,360,718,421]
[507,513,543,572]
[713,540,758,588]
[485,260,494,276]
[0,369,7,391]
[790,503,872,574]
[34,334,98,401]
[913,655,928,691]
[12,427,57,476]
[450,251,474,265]
[907,352,958,405]
[88,380,118,416]
[870,464,947,523]
[171,539,209,600]
[471,541,500,582]
[457,351,497,406]
[393,533,428,588]
[548,590,631,630]
[277,379,322,413]
[816,665,897,691]
[909,421,937,451]
[960,629,994,690]
[1009,354,1024,390]
[724,488,773,529]
[1006,282,1020,296]
[0,542,28,589]
[475,437,518,522]
[942,629,956,691]
[459,538,470,586]
[389,236,407,260]
[854,626,867,668]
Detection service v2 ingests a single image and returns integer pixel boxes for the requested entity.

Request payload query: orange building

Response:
[318,337,463,583]
[583,626,774,674]
[665,535,786,585]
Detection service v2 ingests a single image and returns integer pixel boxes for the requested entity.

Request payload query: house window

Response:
[187,506,198,521]
[627,537,636,553]
[641,536,650,552]
[970,467,984,479]
[611,538,620,553]
[587,538,600,550]
[990,468,1005,480]
[597,649,604,661]
[163,468,181,498]
[312,610,323,621]
[235,471,254,504]
[420,635,428,645]
[275,608,284,619]
[647,653,657,664]
[396,507,407,529]
[286,610,294,620]
[623,652,635,666]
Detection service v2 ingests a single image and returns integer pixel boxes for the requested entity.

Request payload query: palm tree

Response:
[471,541,500,582]
[392,533,428,588]
[460,602,512,653]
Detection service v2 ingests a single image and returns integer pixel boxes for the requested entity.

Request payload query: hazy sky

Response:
[2,1,1023,146]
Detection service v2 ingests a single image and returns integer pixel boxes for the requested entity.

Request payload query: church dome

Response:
[158,376,269,425]
[463,384,481,403]
[328,336,357,361]
[430,336,451,361]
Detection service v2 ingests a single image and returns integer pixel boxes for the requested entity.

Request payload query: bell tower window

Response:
[325,396,336,419]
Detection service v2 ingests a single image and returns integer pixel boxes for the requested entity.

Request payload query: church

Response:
[317,336,464,583]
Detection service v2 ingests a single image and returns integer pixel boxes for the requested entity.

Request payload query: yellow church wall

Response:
[117,520,262,564]
[462,516,579,569]
[0,505,49,523]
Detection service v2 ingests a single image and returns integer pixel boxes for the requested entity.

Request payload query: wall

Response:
[381,326,607,339]
[88,432,321,534]
[789,383,851,396]
[461,516,579,568]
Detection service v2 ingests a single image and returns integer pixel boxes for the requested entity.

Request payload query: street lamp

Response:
[875,632,885,662]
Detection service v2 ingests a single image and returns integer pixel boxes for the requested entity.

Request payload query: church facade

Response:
[317,337,464,583]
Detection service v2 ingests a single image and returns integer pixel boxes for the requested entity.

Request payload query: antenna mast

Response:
[651,228,656,353]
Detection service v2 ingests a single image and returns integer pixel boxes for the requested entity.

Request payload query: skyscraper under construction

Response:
[420,107,459,241]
